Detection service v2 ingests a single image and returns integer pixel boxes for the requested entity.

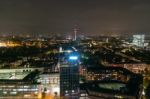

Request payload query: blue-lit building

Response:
[60,52,80,97]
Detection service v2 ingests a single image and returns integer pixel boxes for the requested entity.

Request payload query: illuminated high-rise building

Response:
[60,52,79,97]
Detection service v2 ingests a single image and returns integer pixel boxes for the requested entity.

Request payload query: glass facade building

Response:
[60,61,79,97]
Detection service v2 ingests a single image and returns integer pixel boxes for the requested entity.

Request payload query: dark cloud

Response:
[0,0,150,35]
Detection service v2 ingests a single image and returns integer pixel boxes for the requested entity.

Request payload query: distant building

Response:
[109,63,150,74]
[132,35,145,47]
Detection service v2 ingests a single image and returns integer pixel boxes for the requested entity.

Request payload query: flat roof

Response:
[0,70,40,84]
[0,72,30,80]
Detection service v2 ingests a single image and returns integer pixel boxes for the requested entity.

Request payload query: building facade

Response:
[60,62,79,97]
[38,72,60,96]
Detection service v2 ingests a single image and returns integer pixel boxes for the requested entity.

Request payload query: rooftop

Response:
[0,72,29,80]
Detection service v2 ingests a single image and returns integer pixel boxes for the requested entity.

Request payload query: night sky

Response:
[0,0,150,35]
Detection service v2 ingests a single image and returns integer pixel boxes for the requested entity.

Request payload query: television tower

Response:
[74,28,77,41]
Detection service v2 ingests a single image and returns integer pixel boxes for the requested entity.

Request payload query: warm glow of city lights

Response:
[52,87,60,95]
[0,41,21,47]
[0,42,6,47]
[38,93,42,99]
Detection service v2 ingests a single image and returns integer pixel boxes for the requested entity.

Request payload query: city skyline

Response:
[0,0,150,35]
